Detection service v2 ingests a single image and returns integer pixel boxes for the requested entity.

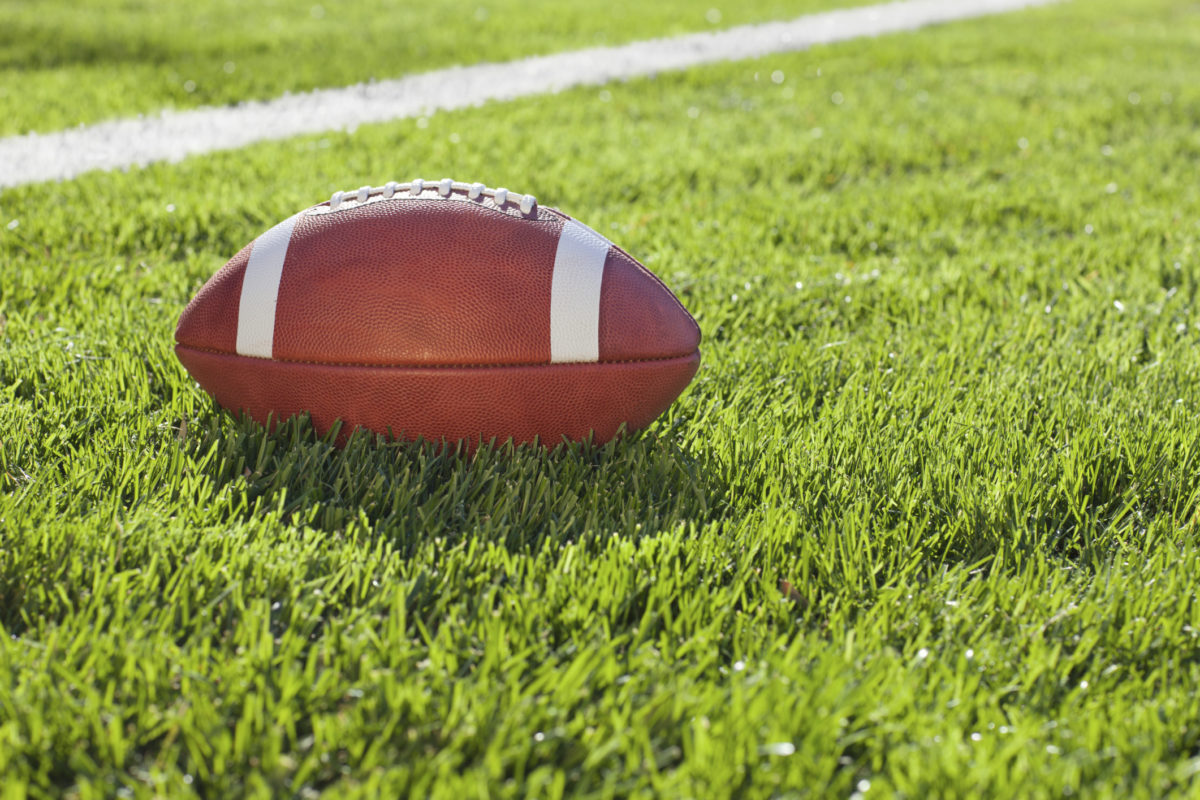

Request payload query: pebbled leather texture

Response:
[176,345,700,446]
[598,244,700,362]
[176,240,251,357]
[175,189,702,445]
[276,200,563,366]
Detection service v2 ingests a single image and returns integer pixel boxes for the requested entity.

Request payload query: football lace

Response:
[326,179,537,217]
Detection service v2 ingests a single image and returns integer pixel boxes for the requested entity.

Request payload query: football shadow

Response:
[181,410,728,555]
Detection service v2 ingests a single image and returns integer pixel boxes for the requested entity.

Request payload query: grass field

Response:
[4,0,1200,796]
[0,0,868,137]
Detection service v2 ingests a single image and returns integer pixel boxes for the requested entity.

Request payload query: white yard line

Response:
[0,0,1056,189]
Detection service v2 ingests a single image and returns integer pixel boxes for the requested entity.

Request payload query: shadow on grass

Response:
[181,409,731,556]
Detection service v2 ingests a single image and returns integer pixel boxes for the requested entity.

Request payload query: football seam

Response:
[175,343,699,370]
[301,198,698,343]
[317,179,541,219]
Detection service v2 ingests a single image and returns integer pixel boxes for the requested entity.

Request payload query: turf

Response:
[0,0,866,137]
[3,0,1200,796]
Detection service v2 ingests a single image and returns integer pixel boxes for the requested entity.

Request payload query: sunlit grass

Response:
[0,0,866,137]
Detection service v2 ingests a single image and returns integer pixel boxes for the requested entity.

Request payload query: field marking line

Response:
[0,0,1057,190]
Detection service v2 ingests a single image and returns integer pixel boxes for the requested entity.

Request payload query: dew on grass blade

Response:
[759,742,795,756]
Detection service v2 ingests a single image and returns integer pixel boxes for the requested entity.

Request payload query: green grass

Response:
[0,0,866,137]
[4,0,1200,796]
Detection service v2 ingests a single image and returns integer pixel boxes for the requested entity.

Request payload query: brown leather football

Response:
[175,179,700,447]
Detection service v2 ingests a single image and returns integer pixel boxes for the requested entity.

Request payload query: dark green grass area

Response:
[0,0,864,137]
[4,0,1200,796]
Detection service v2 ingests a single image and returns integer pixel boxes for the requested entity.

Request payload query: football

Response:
[174,179,701,447]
